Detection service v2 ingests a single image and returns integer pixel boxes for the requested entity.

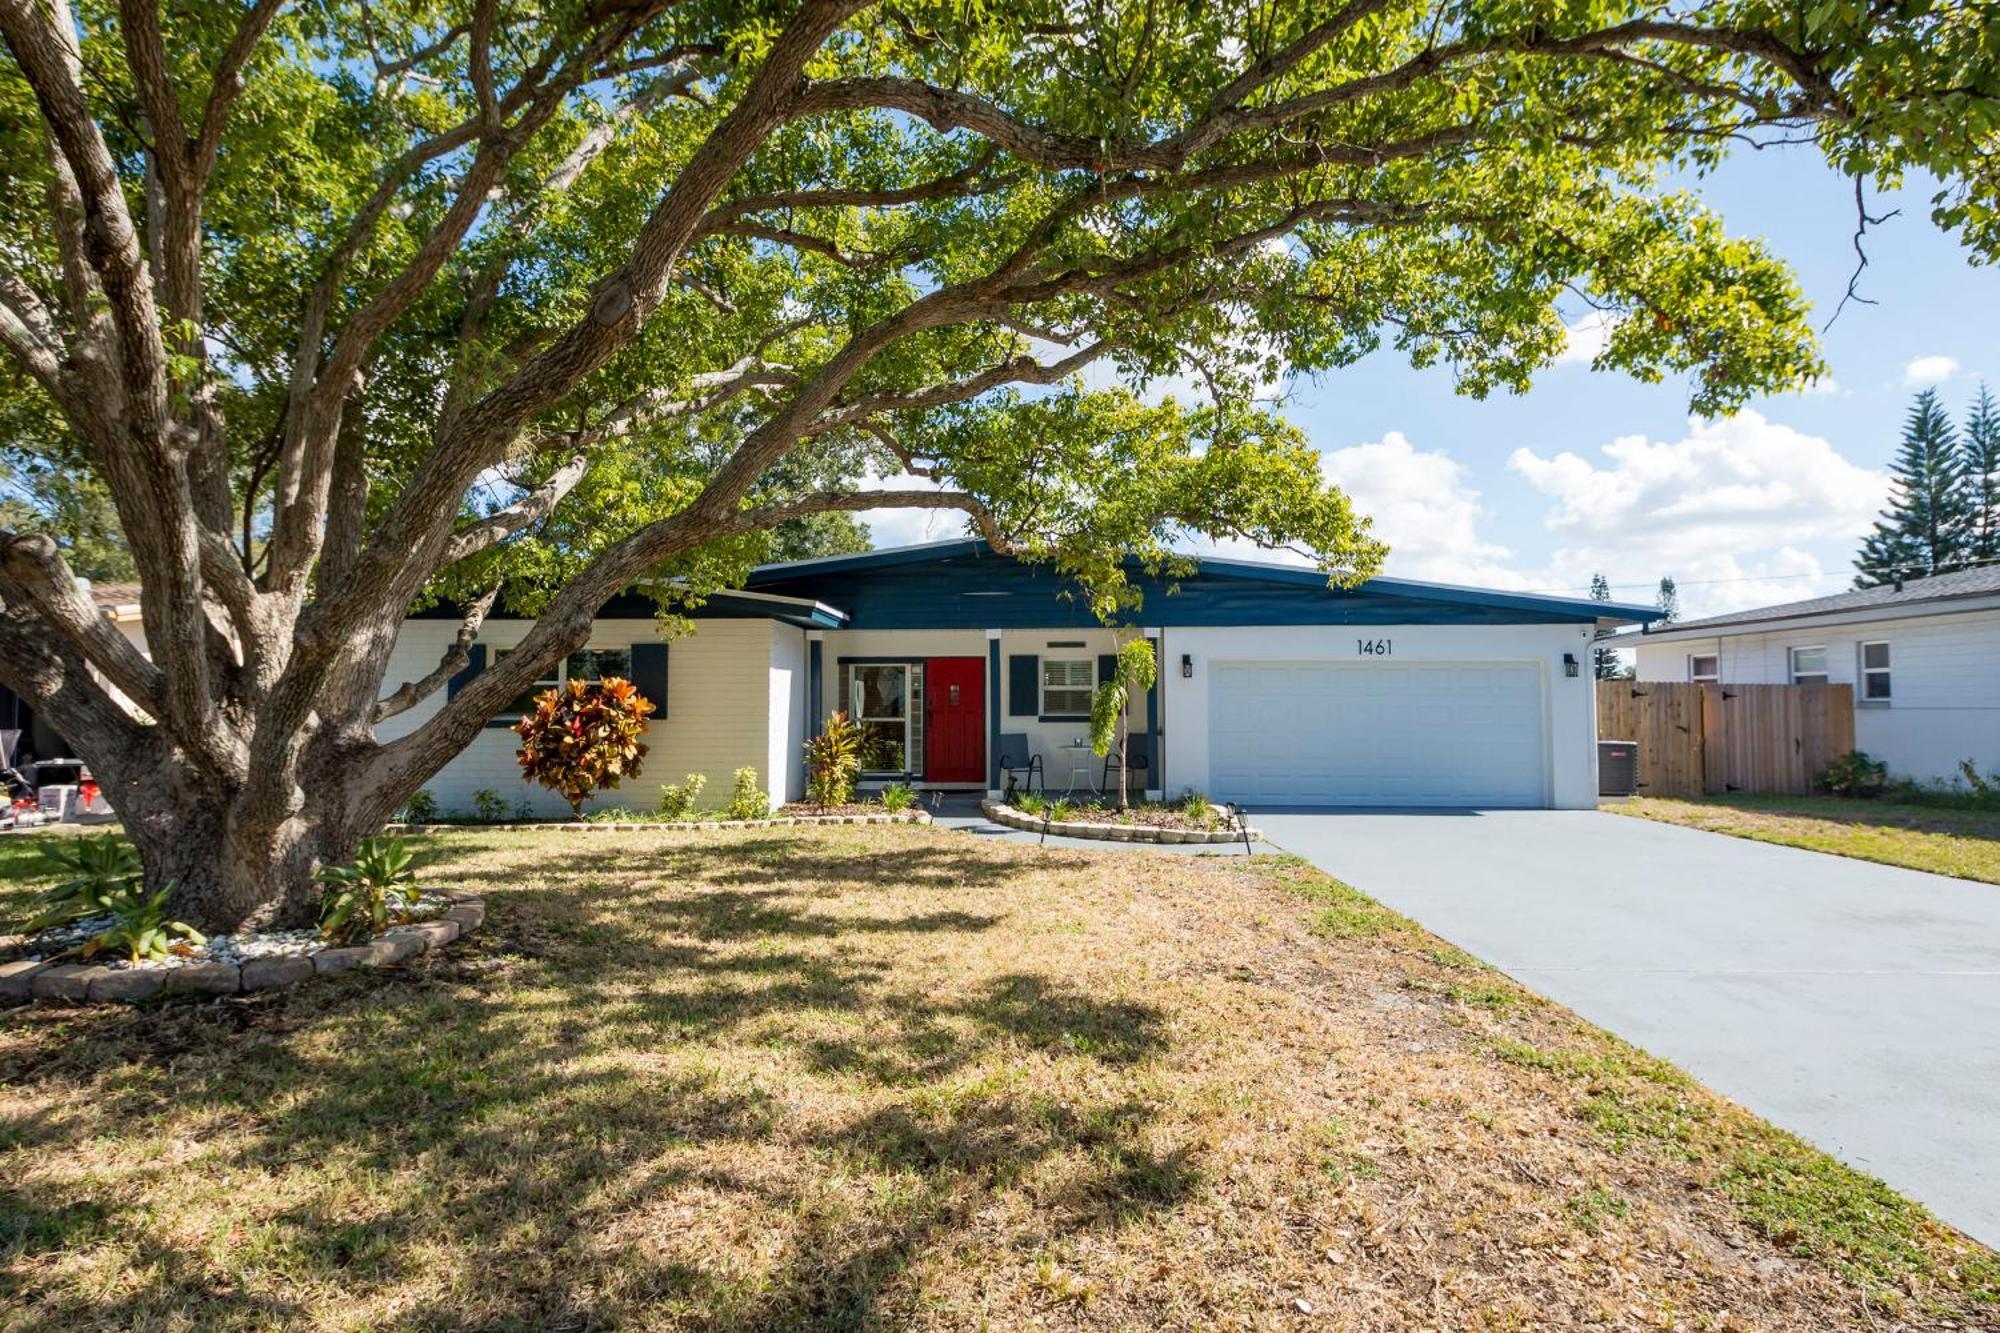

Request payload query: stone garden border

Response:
[385,810,932,834]
[981,800,1260,845]
[0,895,486,1006]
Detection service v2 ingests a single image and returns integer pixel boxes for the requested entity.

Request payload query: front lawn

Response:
[1609,795,2000,884]
[1,826,1993,1328]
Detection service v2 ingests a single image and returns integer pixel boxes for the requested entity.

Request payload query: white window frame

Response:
[1687,653,1719,683]
[1788,645,1829,686]
[1858,640,1892,702]
[495,644,633,717]
[1040,656,1095,717]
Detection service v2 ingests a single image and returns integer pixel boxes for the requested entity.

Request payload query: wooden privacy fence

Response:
[1596,681,1856,798]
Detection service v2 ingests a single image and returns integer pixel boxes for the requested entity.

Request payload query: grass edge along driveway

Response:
[1608,794,2000,885]
[0,825,1994,1329]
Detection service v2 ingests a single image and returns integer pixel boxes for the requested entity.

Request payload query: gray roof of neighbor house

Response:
[1636,563,2000,638]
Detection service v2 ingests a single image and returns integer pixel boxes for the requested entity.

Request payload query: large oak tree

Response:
[1,0,1994,929]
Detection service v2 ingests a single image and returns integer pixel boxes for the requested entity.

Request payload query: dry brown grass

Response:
[0,825,1993,1330]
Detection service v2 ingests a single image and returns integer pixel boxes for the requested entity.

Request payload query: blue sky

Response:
[863,146,2000,620]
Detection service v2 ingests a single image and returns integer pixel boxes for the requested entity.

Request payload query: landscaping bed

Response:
[1609,795,2000,884]
[389,808,929,833]
[985,794,1259,844]
[0,892,485,1003]
[0,825,1991,1327]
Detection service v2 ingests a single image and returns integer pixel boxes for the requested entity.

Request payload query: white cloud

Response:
[1316,433,1527,586]
[1555,312,1615,367]
[1508,411,1885,617]
[849,468,973,549]
[1904,354,1960,387]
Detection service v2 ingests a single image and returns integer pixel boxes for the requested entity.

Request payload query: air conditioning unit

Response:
[1598,740,1638,799]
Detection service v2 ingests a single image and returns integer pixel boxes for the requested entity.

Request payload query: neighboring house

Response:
[51,544,1652,815]
[377,540,1651,813]
[1629,565,2000,786]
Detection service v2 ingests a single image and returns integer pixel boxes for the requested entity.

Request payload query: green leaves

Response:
[315,835,422,944]
[19,836,145,932]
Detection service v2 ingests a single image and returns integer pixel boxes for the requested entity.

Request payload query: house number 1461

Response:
[1356,637,1392,656]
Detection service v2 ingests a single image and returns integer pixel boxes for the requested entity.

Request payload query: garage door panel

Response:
[1209,661,1546,807]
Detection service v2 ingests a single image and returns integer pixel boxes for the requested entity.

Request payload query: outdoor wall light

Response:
[1563,653,1580,678]
[1180,653,1194,678]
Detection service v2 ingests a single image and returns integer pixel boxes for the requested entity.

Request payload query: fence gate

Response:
[1597,681,1855,798]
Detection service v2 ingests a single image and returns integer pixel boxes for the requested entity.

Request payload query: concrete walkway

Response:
[1248,808,2000,1247]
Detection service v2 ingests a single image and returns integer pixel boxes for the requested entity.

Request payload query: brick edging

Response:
[981,800,1260,845]
[385,811,932,833]
[0,895,486,1006]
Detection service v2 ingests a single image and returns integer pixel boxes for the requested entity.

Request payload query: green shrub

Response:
[403,789,439,823]
[1814,750,1889,798]
[316,836,421,945]
[658,772,709,821]
[18,834,144,931]
[726,767,771,821]
[471,788,510,822]
[1015,790,1048,816]
[805,711,862,810]
[514,676,657,815]
[879,781,918,813]
[1960,759,1995,799]
[1047,798,1077,823]
[73,884,205,963]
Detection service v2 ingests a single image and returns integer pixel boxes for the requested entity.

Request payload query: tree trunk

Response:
[110,761,368,934]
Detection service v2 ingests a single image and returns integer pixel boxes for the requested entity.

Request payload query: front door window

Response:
[849,663,922,773]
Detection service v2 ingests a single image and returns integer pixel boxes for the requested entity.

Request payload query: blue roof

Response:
[745,540,1657,627]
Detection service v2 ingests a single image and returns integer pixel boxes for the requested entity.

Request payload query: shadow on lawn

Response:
[0,833,1191,1330]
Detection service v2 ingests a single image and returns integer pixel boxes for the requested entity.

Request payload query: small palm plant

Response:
[73,884,205,963]
[316,836,422,945]
[19,835,145,931]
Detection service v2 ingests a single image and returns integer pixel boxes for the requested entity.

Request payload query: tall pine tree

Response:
[1855,388,1972,586]
[1589,573,1622,678]
[1964,383,2000,564]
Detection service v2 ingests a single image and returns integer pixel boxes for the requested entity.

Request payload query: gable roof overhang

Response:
[1620,591,2000,645]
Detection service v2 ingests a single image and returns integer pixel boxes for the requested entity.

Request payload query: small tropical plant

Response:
[1089,636,1159,809]
[471,788,510,823]
[658,772,709,820]
[72,884,206,963]
[1960,759,1995,799]
[1814,750,1889,799]
[879,782,918,813]
[1047,798,1078,824]
[403,789,440,823]
[1014,790,1048,816]
[316,836,422,945]
[19,834,144,931]
[805,711,863,811]
[514,676,657,815]
[726,767,771,821]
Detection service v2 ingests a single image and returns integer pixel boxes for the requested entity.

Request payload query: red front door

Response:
[924,657,985,783]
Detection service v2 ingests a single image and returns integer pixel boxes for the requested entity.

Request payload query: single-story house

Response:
[1628,564,2000,786]
[376,541,1653,814]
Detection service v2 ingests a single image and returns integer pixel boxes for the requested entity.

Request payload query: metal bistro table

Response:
[1056,738,1100,797]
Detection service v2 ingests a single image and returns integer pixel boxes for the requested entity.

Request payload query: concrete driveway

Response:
[1250,808,2000,1247]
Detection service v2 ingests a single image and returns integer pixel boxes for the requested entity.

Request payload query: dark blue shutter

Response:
[1097,654,1117,684]
[1007,655,1038,715]
[446,643,486,698]
[630,642,668,718]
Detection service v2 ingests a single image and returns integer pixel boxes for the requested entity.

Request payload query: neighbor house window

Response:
[1859,641,1892,701]
[1041,657,1094,716]
[1789,645,1829,685]
[1688,654,1719,683]
[845,662,922,774]
[496,646,632,716]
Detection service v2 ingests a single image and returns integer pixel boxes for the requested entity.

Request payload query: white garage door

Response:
[1208,661,1547,807]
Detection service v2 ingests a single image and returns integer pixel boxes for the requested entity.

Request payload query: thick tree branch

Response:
[0,531,166,720]
[372,584,500,722]
[439,452,590,566]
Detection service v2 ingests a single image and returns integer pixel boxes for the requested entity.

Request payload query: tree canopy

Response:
[1854,385,1999,585]
[2,0,1997,926]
